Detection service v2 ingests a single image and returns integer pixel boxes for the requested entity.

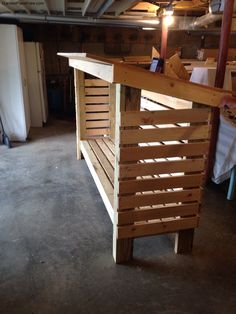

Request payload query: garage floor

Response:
[0,119,236,314]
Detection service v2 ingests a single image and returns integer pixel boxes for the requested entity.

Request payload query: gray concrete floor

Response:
[0,119,236,314]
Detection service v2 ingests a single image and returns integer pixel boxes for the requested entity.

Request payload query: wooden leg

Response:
[174,228,194,254]
[113,230,133,263]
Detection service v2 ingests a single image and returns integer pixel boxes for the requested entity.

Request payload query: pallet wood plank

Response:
[85,96,110,104]
[120,142,209,162]
[86,120,110,128]
[86,112,109,120]
[86,129,110,136]
[119,158,205,178]
[118,188,201,210]
[118,203,199,225]
[85,79,109,87]
[85,87,109,95]
[117,216,199,239]
[85,105,109,112]
[119,174,203,194]
[120,108,210,126]
[120,125,210,144]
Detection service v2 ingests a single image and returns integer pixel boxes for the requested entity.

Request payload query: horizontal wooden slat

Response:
[120,108,210,126]
[120,142,209,162]
[117,203,199,225]
[118,188,201,210]
[89,140,114,184]
[119,158,205,178]
[86,120,110,128]
[117,216,199,239]
[85,87,109,95]
[86,112,109,120]
[119,174,203,194]
[86,105,109,112]
[85,96,109,104]
[86,129,110,136]
[96,139,115,166]
[85,79,109,87]
[120,125,210,144]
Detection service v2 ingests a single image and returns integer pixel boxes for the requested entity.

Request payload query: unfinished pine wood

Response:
[117,216,199,239]
[89,140,114,184]
[86,120,110,128]
[120,125,210,144]
[118,203,199,225]
[119,142,209,162]
[86,129,110,136]
[85,105,109,112]
[113,84,141,263]
[109,83,116,141]
[119,158,205,178]
[85,87,109,95]
[118,188,201,210]
[85,96,109,104]
[120,108,210,126]
[85,112,109,120]
[81,141,114,222]
[85,79,109,87]
[119,174,203,194]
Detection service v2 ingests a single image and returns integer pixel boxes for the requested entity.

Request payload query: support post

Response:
[113,84,141,263]
[160,16,168,62]
[175,229,194,254]
[206,0,234,180]
[74,69,86,160]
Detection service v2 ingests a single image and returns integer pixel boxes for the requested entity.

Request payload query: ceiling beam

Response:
[96,0,115,18]
[114,1,140,16]
[82,0,92,16]
[43,0,50,15]
[0,3,14,13]
[62,0,66,15]
[19,2,30,14]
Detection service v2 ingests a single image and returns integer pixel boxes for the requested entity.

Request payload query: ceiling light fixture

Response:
[142,27,157,30]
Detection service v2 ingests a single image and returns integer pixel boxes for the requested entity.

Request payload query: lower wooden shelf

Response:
[81,139,114,223]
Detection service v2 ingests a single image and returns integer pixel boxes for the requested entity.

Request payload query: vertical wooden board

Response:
[77,70,86,139]
[109,83,116,141]
[74,69,82,159]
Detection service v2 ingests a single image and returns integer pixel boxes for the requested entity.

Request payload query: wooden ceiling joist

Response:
[0,3,14,13]
[113,0,141,16]
[96,0,115,18]
[43,0,50,15]
[82,0,92,16]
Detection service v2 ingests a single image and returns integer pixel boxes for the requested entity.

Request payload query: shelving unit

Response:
[59,53,230,263]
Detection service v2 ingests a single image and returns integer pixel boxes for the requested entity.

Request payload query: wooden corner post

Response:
[74,69,86,159]
[113,84,141,263]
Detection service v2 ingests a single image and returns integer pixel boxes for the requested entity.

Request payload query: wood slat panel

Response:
[120,108,210,126]
[120,125,210,144]
[117,216,199,239]
[86,112,109,120]
[118,188,201,210]
[118,203,199,225]
[119,174,203,194]
[85,105,109,112]
[86,129,110,136]
[89,140,114,183]
[85,79,109,87]
[85,96,109,104]
[85,87,109,95]
[120,142,209,162]
[86,120,110,128]
[119,158,205,178]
